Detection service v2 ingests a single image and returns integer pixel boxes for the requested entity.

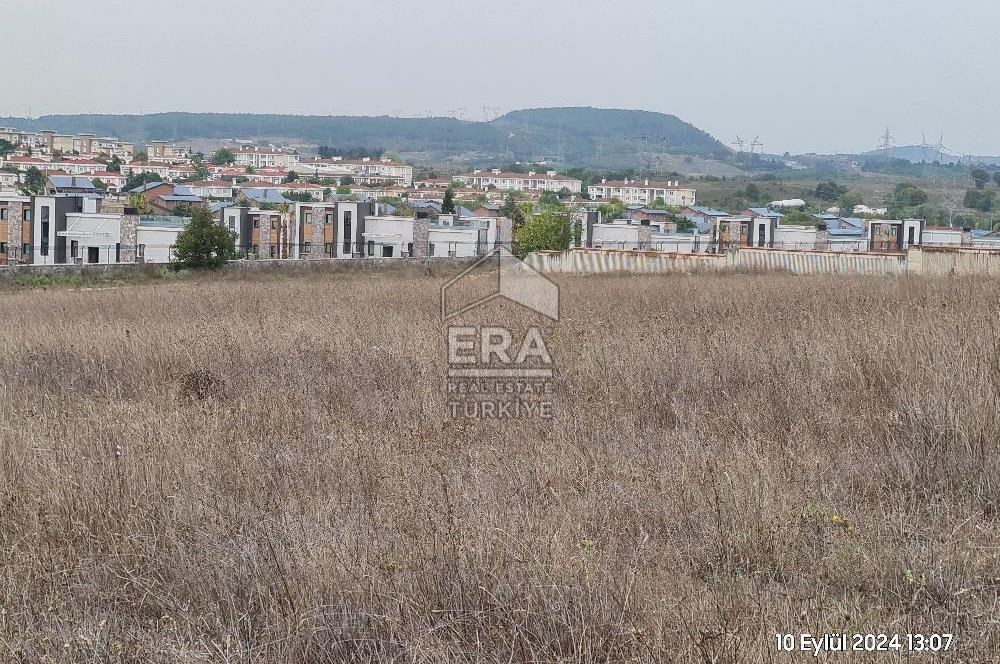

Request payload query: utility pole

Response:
[878,127,895,171]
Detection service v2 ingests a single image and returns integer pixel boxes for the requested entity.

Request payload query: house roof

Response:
[47,175,96,190]
[686,205,730,217]
[240,188,290,204]
[160,195,203,203]
[129,181,167,193]
[747,207,784,218]
[210,200,235,213]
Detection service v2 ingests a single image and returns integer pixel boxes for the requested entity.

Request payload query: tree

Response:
[538,190,562,208]
[191,157,210,181]
[972,168,990,189]
[596,197,626,221]
[282,190,314,203]
[133,150,148,162]
[893,183,928,207]
[442,186,457,214]
[964,188,993,212]
[780,210,818,226]
[500,191,526,229]
[557,187,572,200]
[124,171,162,192]
[22,167,45,195]
[91,177,107,192]
[515,209,572,257]
[107,155,122,173]
[0,139,14,158]
[211,148,236,165]
[993,172,1000,187]
[172,206,236,269]
[336,185,352,196]
[340,175,355,186]
[127,193,152,215]
[282,170,299,184]
[814,181,848,202]
[838,191,863,215]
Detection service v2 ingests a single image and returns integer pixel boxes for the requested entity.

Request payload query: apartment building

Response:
[297,157,414,186]
[145,140,192,163]
[457,169,582,194]
[187,180,236,199]
[234,146,300,169]
[588,179,696,207]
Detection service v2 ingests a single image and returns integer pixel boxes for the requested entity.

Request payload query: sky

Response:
[2,0,995,155]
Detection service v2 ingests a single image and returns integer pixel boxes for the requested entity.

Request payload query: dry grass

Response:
[1,269,999,663]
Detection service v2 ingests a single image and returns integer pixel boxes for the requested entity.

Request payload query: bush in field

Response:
[172,206,236,269]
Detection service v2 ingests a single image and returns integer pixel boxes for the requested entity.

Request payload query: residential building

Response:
[589,179,696,207]
[234,146,300,169]
[297,157,414,186]
[187,180,236,199]
[129,182,203,214]
[0,193,31,264]
[291,201,374,259]
[458,169,582,194]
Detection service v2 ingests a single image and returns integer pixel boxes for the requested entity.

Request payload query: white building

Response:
[457,169,582,194]
[296,157,414,187]
[61,211,124,264]
[234,146,300,169]
[137,216,186,263]
[588,179,696,207]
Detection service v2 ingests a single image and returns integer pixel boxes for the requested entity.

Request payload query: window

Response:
[23,209,32,222]
[39,206,50,257]
[324,243,333,256]
[325,213,333,225]
[253,219,259,229]
[305,212,312,223]
[271,219,277,230]
[367,240,375,256]
[137,244,146,258]
[428,242,435,256]
[71,240,79,258]
[448,243,457,257]
[343,211,352,254]
[0,208,7,221]
[228,215,236,230]
[407,242,413,257]
[269,246,276,258]
[0,242,6,256]
[303,241,311,254]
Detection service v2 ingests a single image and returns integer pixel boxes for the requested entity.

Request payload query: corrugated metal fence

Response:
[527,247,999,277]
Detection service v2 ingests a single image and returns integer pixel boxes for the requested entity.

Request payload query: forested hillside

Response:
[0,107,726,166]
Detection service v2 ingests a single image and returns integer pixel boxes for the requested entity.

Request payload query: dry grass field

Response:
[1,268,999,663]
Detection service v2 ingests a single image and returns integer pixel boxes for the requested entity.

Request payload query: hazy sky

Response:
[3,0,994,154]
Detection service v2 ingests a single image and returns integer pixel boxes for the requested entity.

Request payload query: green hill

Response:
[0,107,726,166]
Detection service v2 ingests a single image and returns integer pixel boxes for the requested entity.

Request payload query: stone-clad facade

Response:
[7,201,24,263]
[119,215,138,262]
[310,207,330,259]
[412,217,429,258]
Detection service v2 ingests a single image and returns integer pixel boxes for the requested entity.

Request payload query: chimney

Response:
[601,178,606,184]
[528,171,536,177]
[644,179,649,186]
